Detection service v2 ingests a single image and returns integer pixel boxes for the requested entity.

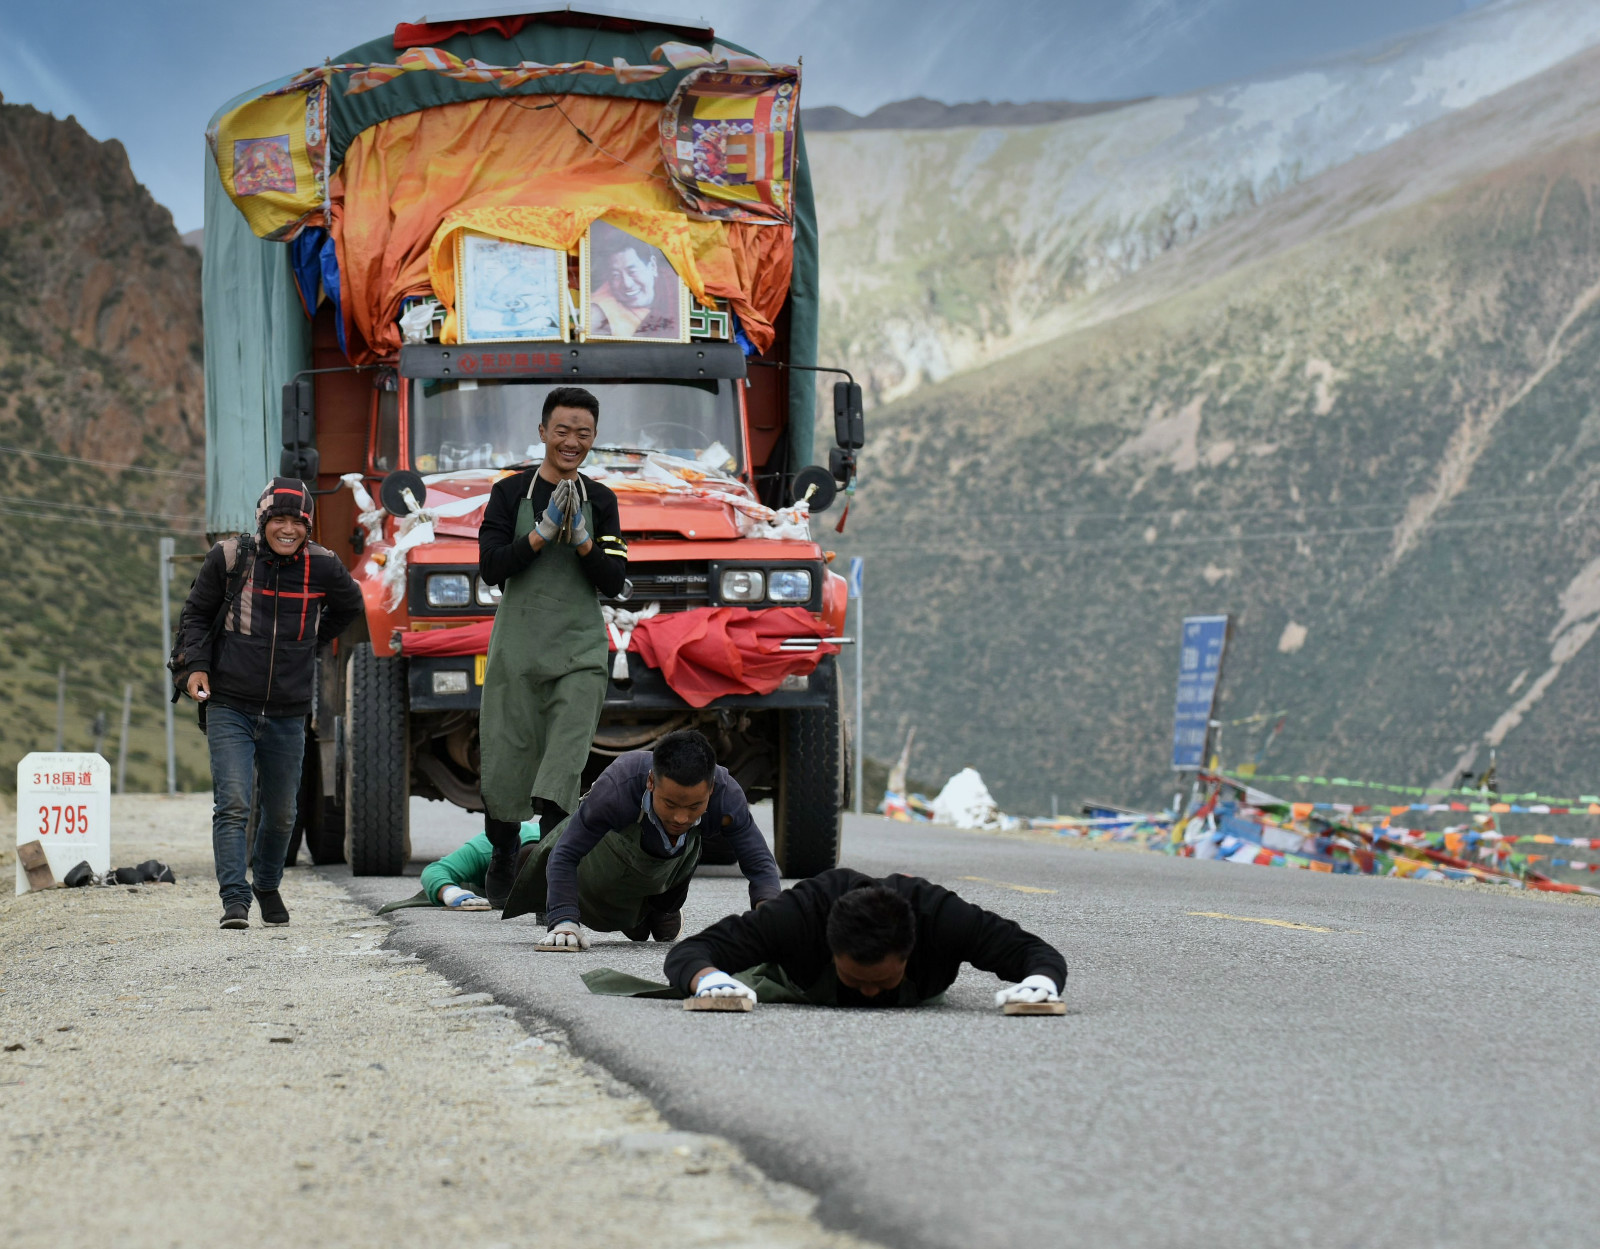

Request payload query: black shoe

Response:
[253,887,289,926]
[650,910,682,942]
[484,846,518,910]
[622,918,652,942]
[219,904,250,930]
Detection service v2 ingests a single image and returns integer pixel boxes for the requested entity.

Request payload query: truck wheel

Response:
[344,643,409,875]
[774,657,844,877]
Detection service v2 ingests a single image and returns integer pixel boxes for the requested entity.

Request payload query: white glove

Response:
[439,885,490,911]
[694,970,757,1002]
[994,974,1060,1008]
[536,921,590,951]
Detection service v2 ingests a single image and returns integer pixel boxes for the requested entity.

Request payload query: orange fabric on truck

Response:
[333,94,789,360]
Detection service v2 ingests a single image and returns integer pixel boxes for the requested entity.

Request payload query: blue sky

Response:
[0,0,1490,232]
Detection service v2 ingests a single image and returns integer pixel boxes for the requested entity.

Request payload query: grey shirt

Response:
[544,750,782,927]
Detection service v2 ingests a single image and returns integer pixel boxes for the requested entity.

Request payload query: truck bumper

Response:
[407,652,835,713]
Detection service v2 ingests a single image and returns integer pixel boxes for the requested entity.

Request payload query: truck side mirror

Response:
[833,381,864,450]
[280,377,319,481]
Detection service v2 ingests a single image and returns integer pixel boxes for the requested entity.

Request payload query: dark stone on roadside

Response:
[63,862,95,888]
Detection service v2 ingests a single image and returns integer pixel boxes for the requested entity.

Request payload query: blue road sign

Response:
[1171,615,1228,770]
[848,556,864,599]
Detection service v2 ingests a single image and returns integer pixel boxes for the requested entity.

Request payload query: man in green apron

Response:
[502,729,782,948]
[477,387,629,907]
[656,869,1067,1010]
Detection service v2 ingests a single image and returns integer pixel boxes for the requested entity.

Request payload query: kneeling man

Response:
[664,869,1066,1011]
[504,729,782,949]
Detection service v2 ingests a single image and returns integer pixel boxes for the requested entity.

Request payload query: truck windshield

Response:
[410,378,742,474]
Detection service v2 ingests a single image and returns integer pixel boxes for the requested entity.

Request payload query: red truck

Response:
[202,9,859,877]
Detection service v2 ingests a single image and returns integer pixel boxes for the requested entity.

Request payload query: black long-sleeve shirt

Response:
[478,468,627,596]
[546,750,781,927]
[663,868,1068,1005]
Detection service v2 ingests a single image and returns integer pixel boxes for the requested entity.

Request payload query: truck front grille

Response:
[608,561,709,612]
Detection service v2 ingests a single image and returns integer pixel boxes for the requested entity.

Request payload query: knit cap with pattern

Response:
[255,477,314,532]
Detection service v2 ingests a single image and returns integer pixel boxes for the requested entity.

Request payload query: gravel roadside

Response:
[0,795,872,1249]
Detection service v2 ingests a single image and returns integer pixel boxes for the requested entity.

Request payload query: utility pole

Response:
[116,682,132,795]
[92,710,107,758]
[55,663,65,751]
[849,557,864,815]
[159,536,176,796]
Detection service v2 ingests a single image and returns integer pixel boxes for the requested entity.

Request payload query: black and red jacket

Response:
[175,536,364,718]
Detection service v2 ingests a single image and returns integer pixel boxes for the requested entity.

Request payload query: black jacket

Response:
[545,750,782,927]
[175,536,364,718]
[478,469,627,596]
[663,868,1068,1005]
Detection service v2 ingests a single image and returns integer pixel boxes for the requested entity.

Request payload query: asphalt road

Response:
[336,802,1600,1249]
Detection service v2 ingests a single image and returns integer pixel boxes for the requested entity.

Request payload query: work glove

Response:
[439,885,491,911]
[534,492,566,544]
[994,975,1060,1009]
[536,921,590,951]
[565,500,591,548]
[694,971,758,1003]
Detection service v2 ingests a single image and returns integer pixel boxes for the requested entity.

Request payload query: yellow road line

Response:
[959,876,1058,895]
[1187,911,1333,932]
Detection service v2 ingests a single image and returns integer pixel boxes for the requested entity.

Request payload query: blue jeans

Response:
[206,705,305,909]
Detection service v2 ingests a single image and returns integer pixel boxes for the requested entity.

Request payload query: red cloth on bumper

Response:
[397,620,493,657]
[630,607,838,708]
[395,607,838,709]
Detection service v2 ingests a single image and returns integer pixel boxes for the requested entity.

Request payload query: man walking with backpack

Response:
[173,478,362,929]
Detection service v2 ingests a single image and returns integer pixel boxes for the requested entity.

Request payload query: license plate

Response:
[474,654,487,685]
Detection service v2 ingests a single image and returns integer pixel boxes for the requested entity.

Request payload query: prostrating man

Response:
[663,869,1066,1011]
[376,822,542,914]
[477,387,628,907]
[173,478,362,929]
[503,730,782,950]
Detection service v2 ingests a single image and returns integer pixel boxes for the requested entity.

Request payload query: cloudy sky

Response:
[1,0,1491,231]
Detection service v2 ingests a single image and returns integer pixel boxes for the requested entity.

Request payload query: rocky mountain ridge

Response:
[830,38,1600,813]
[0,97,209,791]
[806,0,1600,408]
[801,96,1143,132]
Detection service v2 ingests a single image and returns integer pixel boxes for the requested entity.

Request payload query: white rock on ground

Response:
[0,794,873,1249]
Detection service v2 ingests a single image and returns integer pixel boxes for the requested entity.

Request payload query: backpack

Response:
[167,534,257,719]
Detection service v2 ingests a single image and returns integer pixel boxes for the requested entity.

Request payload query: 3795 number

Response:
[38,805,90,836]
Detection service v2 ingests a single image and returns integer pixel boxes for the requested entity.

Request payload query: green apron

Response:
[503,814,702,931]
[580,962,940,1007]
[478,477,608,822]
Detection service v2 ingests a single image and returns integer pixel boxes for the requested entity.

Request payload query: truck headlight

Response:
[425,573,472,607]
[720,569,765,602]
[767,569,812,603]
[476,578,502,606]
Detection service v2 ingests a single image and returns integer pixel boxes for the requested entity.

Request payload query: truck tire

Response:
[774,657,844,877]
[344,643,409,875]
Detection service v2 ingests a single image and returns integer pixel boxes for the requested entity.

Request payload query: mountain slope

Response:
[807,0,1600,407]
[835,45,1600,812]
[0,100,209,791]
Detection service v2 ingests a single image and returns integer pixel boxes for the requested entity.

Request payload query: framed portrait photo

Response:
[456,231,569,344]
[581,220,690,343]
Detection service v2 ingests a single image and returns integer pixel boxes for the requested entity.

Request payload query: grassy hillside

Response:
[0,101,209,793]
[833,117,1600,813]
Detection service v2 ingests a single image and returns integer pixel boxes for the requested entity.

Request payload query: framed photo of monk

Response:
[455,231,569,344]
[580,220,690,343]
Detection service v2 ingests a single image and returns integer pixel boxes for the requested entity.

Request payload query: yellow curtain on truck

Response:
[331,95,791,361]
